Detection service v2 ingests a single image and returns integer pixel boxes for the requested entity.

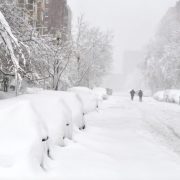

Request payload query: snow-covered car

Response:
[153,91,165,102]
[19,94,73,147]
[40,90,86,130]
[0,100,49,175]
[171,90,180,104]
[93,87,108,100]
[68,87,98,114]
[163,90,171,102]
[164,90,180,104]
[154,89,180,105]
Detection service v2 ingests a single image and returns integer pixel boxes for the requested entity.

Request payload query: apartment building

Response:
[46,0,71,35]
[16,0,71,35]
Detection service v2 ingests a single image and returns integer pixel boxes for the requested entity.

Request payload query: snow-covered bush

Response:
[0,100,48,174]
[68,87,98,114]
[18,94,73,147]
[93,87,108,100]
[40,90,86,130]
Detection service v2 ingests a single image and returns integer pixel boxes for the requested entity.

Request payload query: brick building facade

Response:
[46,0,71,35]
[16,0,71,35]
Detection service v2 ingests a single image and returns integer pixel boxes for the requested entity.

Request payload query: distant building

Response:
[66,5,72,35]
[16,0,46,34]
[45,0,71,35]
[16,0,71,35]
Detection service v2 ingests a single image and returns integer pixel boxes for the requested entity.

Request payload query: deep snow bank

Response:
[153,91,165,102]
[68,87,98,114]
[40,90,86,130]
[93,87,108,100]
[18,94,73,147]
[0,100,48,176]
[153,89,180,104]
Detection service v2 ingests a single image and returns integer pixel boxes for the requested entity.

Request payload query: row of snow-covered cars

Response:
[153,89,180,105]
[0,87,108,176]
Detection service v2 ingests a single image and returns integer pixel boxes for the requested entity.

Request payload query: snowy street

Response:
[45,94,180,180]
[1,0,180,179]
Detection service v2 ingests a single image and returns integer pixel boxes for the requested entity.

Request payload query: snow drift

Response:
[68,87,98,114]
[93,87,108,100]
[0,100,48,176]
[40,90,86,130]
[153,91,165,102]
[24,87,44,94]
[18,94,73,147]
[153,89,180,104]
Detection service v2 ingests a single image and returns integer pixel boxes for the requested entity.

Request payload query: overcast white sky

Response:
[68,0,177,73]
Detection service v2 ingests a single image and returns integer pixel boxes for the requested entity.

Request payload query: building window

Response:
[44,10,48,17]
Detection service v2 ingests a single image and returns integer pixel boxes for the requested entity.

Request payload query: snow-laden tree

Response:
[71,16,113,88]
[0,10,26,95]
[143,1,180,92]
[24,31,74,90]
[0,3,113,92]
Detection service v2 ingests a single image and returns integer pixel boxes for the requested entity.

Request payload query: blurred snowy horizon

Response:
[68,0,177,74]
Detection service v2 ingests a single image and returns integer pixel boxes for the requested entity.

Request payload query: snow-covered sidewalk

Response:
[44,94,180,180]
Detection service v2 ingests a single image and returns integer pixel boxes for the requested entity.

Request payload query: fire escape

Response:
[16,0,48,35]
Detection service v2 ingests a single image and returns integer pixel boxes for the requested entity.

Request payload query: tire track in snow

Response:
[137,101,180,155]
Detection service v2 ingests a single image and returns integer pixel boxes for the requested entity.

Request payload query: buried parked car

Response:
[164,90,180,104]
[68,87,99,114]
[18,94,73,147]
[93,87,108,100]
[40,90,86,130]
[171,90,180,104]
[153,91,165,102]
[153,89,180,105]
[0,100,49,176]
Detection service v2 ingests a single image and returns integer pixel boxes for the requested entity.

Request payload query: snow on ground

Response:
[18,94,73,147]
[0,91,15,99]
[93,87,108,100]
[24,87,44,94]
[1,92,180,179]
[0,100,47,177]
[154,89,180,104]
[68,87,98,114]
[40,90,86,130]
[44,93,180,180]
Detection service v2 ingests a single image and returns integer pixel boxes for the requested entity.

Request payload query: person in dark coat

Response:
[3,77,9,92]
[130,89,136,101]
[138,90,143,102]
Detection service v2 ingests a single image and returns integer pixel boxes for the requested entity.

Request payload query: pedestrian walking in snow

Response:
[130,89,136,101]
[138,90,143,102]
[3,76,9,92]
